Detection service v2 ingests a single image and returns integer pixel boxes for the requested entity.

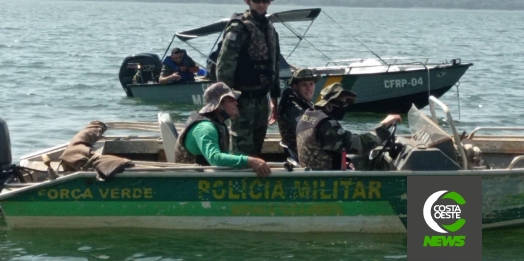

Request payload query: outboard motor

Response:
[118,53,162,97]
[0,117,17,190]
[0,117,12,168]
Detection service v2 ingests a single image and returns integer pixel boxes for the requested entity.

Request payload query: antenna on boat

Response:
[321,10,386,65]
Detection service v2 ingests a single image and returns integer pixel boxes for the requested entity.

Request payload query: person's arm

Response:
[216,23,245,88]
[317,120,384,156]
[277,101,301,148]
[270,31,281,100]
[158,65,181,84]
[186,121,249,167]
[268,31,281,125]
[185,55,200,74]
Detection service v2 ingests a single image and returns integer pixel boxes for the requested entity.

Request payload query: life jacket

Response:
[162,50,195,83]
[296,109,344,170]
[227,12,278,91]
[278,88,314,113]
[277,88,314,151]
[174,112,230,165]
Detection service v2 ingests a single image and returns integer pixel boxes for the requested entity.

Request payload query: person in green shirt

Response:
[173,82,271,177]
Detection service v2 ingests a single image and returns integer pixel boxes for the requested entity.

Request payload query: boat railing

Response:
[104,121,186,133]
[466,127,524,170]
[103,121,283,140]
[428,96,468,170]
[325,57,457,67]
[466,127,524,139]
[131,160,287,170]
[507,156,524,170]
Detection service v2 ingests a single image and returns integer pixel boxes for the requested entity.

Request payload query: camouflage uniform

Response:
[296,83,391,170]
[277,69,317,153]
[216,10,280,156]
[173,82,241,165]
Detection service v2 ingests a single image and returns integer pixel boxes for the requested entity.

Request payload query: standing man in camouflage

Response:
[216,0,280,156]
[277,68,317,154]
[174,82,271,177]
[296,83,402,170]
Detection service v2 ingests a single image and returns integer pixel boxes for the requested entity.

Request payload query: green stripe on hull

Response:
[1,201,397,217]
[9,177,406,203]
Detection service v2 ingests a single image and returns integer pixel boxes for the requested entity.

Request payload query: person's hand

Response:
[171,72,181,81]
[347,162,355,170]
[248,157,271,178]
[179,66,187,72]
[380,114,402,127]
[268,98,278,125]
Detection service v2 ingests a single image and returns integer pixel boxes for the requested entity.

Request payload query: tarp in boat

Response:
[59,121,134,181]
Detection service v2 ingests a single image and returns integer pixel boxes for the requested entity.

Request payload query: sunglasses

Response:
[251,0,271,3]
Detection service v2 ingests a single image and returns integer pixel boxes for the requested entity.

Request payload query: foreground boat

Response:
[119,8,472,113]
[1,97,524,232]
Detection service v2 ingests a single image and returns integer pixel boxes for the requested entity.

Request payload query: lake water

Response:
[1,0,524,260]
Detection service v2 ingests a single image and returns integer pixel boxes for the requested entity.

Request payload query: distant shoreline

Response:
[80,0,524,11]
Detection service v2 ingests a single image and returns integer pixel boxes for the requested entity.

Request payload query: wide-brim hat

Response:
[199,82,241,114]
[315,82,357,107]
[287,68,319,86]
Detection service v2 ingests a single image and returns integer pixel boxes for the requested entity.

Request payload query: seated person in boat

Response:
[277,68,317,153]
[296,83,401,170]
[159,48,200,84]
[174,82,271,177]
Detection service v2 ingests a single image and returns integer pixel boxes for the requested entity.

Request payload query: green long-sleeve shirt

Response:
[184,121,249,167]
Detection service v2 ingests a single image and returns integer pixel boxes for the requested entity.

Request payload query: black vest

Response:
[228,12,277,90]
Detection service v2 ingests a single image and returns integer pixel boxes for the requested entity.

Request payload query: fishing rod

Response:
[321,10,386,65]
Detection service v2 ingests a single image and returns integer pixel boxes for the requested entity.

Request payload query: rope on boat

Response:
[321,10,386,65]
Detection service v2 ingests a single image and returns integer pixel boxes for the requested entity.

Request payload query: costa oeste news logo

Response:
[423,190,466,247]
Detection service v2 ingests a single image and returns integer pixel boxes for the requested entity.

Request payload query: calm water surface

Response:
[1,0,524,260]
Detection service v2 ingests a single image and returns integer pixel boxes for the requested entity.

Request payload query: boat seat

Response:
[158,112,179,162]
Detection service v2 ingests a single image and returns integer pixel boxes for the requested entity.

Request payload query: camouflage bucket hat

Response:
[287,68,319,85]
[315,83,357,107]
[199,82,241,114]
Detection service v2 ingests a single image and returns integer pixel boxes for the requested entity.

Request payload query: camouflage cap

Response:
[199,82,241,114]
[314,82,357,107]
[287,68,319,85]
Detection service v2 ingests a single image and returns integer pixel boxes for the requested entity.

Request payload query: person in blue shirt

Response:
[159,48,200,84]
